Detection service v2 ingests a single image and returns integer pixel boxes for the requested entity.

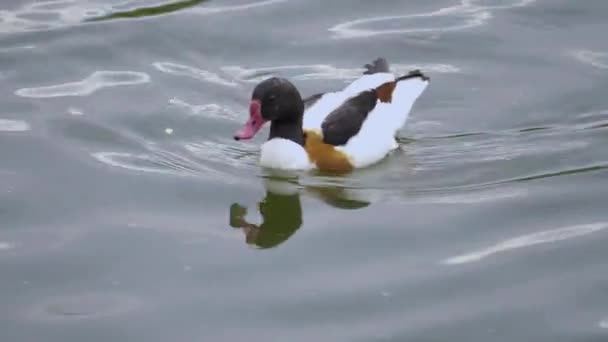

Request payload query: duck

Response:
[233,57,430,173]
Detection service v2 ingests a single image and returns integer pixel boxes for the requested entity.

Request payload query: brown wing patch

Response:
[304,130,354,174]
[375,81,396,103]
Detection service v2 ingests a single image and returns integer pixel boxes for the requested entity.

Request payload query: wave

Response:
[329,0,538,39]
[0,119,30,132]
[443,222,608,265]
[15,71,150,98]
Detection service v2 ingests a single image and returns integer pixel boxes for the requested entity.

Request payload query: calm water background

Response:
[1,0,608,341]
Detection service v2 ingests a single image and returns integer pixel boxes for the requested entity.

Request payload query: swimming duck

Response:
[233,58,430,173]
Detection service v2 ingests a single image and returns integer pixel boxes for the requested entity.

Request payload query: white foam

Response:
[599,318,608,329]
[15,71,150,98]
[153,62,237,87]
[572,50,608,70]
[443,222,608,265]
[0,119,30,132]
[329,0,537,39]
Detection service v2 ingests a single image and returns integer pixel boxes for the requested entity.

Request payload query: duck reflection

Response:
[229,178,371,249]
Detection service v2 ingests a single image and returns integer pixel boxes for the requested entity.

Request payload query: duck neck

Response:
[268,116,305,146]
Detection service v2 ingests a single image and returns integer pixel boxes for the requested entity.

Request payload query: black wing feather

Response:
[321,90,378,146]
[363,57,390,75]
[303,93,325,109]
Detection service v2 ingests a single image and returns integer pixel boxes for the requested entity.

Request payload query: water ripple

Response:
[189,0,286,15]
[222,62,459,83]
[0,119,30,132]
[329,0,537,39]
[92,151,203,177]
[168,98,241,122]
[572,50,608,70]
[153,62,237,87]
[15,71,150,98]
[443,222,608,265]
[91,140,255,185]
[414,187,527,204]
[67,107,84,116]
[0,0,110,33]
[0,0,285,33]
[26,292,143,321]
[0,241,13,251]
[184,140,258,168]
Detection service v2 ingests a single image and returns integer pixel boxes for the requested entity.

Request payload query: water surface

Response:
[2,0,608,341]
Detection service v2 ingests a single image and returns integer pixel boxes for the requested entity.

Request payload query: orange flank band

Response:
[304,130,354,174]
[375,81,396,103]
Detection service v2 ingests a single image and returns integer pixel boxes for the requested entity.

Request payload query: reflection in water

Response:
[85,0,210,22]
[229,191,302,249]
[229,178,370,249]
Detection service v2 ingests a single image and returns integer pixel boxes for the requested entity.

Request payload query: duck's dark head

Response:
[234,77,304,141]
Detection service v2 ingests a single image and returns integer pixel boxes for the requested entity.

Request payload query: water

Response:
[1,0,608,341]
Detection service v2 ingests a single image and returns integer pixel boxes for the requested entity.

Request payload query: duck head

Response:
[234,77,304,141]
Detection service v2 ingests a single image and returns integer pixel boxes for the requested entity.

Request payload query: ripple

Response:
[153,62,237,87]
[92,151,202,177]
[168,98,241,122]
[15,71,150,98]
[190,0,286,15]
[0,0,111,33]
[416,187,527,204]
[91,142,253,185]
[506,165,608,183]
[330,10,492,39]
[572,50,608,70]
[329,0,537,39]
[443,222,608,265]
[0,241,13,251]
[184,140,258,168]
[222,62,459,83]
[0,0,285,33]
[67,107,84,116]
[0,119,30,132]
[27,292,143,321]
[463,0,537,10]
[1,225,85,257]
[0,45,36,53]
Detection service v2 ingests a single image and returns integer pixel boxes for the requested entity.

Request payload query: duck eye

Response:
[267,95,276,102]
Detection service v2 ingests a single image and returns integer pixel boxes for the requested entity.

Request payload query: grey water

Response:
[1,0,608,341]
